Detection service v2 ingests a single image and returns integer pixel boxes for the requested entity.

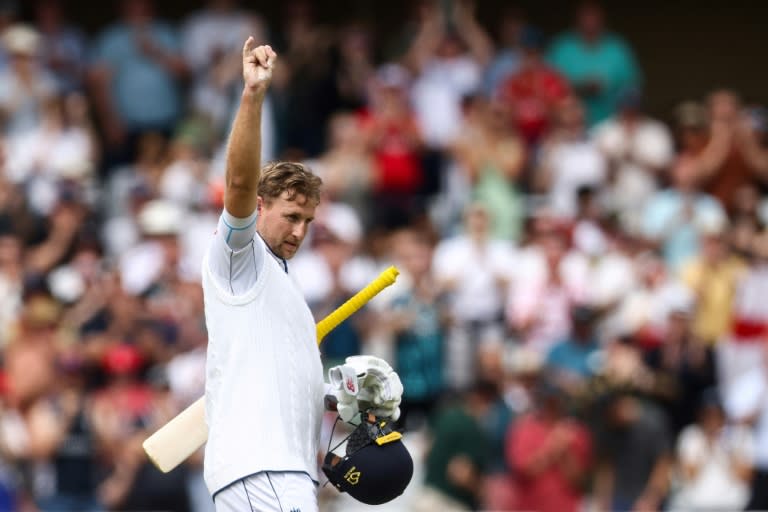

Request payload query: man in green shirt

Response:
[413,382,493,511]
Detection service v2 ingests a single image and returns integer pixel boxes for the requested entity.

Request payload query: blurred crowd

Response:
[1,0,768,510]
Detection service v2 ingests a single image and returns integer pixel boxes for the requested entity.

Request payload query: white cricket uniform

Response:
[203,209,325,512]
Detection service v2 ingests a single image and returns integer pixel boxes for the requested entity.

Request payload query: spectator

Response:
[103,131,168,227]
[547,305,601,389]
[91,345,189,512]
[577,223,638,333]
[535,95,607,219]
[333,22,376,112]
[644,304,716,436]
[412,381,491,512]
[672,390,754,511]
[0,293,61,509]
[547,1,642,126]
[502,345,545,417]
[33,0,88,94]
[270,0,336,158]
[641,154,727,272]
[181,0,260,78]
[592,88,674,235]
[0,24,58,135]
[182,3,271,154]
[88,0,188,167]
[382,227,444,430]
[497,26,570,147]
[25,193,89,280]
[717,231,768,423]
[118,198,184,297]
[157,121,212,210]
[476,379,515,512]
[360,63,424,227]
[157,131,209,213]
[693,90,768,213]
[680,225,746,346]
[102,132,169,262]
[5,92,97,215]
[449,95,526,240]
[305,112,373,225]
[506,214,587,356]
[0,145,44,243]
[506,380,592,512]
[593,391,672,511]
[610,251,695,347]
[406,0,492,151]
[570,185,608,257]
[34,352,102,511]
[433,203,515,389]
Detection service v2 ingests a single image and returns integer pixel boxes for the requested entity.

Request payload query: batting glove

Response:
[328,356,403,423]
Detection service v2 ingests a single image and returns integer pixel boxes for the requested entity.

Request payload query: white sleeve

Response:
[207,209,264,295]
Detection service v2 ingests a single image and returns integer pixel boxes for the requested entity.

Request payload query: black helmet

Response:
[322,413,413,505]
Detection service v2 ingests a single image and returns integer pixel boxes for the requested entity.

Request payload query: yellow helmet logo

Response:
[344,466,361,485]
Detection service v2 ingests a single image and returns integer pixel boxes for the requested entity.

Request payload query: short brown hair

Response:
[258,161,322,205]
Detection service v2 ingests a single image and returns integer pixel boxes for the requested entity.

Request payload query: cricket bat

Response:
[143,266,400,473]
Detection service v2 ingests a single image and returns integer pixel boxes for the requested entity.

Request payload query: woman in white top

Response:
[673,391,753,511]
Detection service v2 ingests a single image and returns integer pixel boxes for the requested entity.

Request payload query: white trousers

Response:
[214,471,318,512]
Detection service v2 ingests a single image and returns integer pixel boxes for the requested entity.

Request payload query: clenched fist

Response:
[242,37,277,95]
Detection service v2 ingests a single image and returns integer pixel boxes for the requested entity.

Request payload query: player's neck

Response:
[257,232,288,273]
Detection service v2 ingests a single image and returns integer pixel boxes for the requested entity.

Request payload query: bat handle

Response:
[315,266,399,342]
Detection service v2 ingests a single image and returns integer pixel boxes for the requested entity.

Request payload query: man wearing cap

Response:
[0,23,57,134]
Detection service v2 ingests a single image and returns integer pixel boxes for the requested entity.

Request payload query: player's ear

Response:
[256,196,264,213]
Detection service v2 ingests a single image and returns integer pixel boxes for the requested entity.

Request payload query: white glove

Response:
[328,355,403,423]
[328,362,362,423]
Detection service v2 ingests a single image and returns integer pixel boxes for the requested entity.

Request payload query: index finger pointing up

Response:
[242,36,255,56]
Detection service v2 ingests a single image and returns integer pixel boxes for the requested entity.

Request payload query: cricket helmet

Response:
[322,413,413,505]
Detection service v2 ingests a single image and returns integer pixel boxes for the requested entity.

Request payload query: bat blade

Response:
[142,397,207,473]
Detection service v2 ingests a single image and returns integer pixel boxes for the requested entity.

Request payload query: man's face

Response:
[256,191,316,259]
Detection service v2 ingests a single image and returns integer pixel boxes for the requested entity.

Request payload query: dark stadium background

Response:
[13,0,768,124]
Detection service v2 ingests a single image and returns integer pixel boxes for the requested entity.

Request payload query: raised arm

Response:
[404,3,444,74]
[451,0,494,67]
[225,38,277,218]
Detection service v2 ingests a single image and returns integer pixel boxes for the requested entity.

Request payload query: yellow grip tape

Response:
[315,266,399,343]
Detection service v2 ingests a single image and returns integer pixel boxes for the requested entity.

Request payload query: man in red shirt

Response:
[358,64,424,227]
[506,381,592,512]
[498,27,570,146]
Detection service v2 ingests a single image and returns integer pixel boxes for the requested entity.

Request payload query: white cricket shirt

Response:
[202,211,325,496]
